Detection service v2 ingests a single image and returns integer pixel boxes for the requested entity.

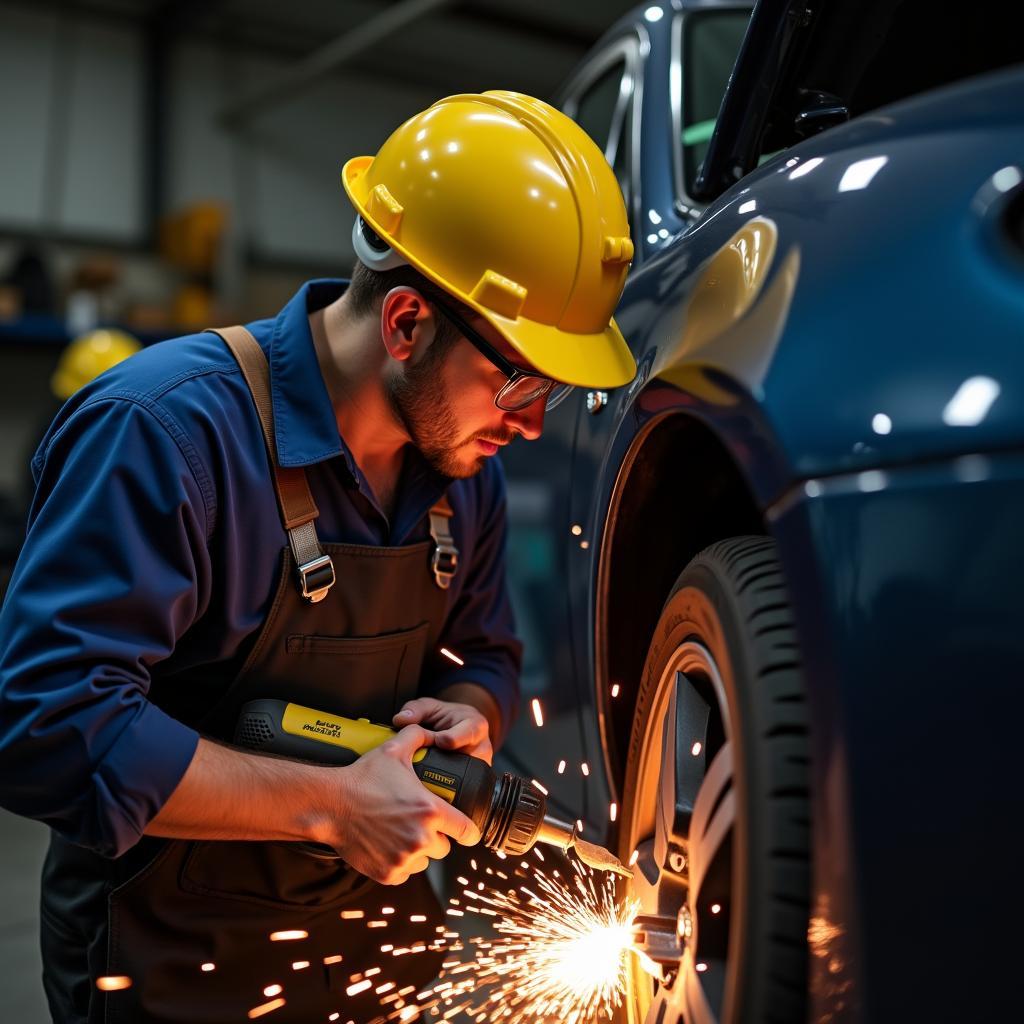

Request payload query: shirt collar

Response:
[264,280,453,529]
[268,279,349,469]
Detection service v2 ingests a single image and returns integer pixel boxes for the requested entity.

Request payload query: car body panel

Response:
[769,452,1024,1021]
[535,3,1024,1021]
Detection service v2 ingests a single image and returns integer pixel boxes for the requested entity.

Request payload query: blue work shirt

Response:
[0,280,522,859]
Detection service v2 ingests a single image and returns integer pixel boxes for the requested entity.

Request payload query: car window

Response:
[611,95,633,206]
[679,9,751,197]
[574,60,627,158]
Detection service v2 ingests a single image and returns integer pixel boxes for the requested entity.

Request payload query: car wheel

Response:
[618,536,809,1024]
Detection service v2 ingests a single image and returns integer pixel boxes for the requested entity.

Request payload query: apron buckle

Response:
[431,543,458,590]
[297,554,335,603]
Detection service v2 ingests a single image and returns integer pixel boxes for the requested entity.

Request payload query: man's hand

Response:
[329,724,480,885]
[393,696,494,764]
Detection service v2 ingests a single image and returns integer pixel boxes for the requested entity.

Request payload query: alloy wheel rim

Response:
[624,641,735,1024]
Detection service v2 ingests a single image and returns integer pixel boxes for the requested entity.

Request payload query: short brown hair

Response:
[347,260,477,354]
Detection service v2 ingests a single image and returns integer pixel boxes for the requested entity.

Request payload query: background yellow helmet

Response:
[342,91,637,389]
[51,328,141,400]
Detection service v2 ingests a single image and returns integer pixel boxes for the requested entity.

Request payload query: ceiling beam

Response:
[218,0,455,128]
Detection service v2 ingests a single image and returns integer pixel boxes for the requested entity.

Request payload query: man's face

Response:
[387,312,548,479]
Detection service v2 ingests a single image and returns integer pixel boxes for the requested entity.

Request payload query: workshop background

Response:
[0,0,636,1017]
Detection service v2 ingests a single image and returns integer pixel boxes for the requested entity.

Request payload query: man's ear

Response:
[380,287,436,363]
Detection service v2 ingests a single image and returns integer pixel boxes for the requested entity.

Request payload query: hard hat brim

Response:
[343,155,637,390]
[481,310,636,389]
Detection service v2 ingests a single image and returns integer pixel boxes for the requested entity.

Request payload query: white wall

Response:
[0,3,440,266]
[0,6,143,240]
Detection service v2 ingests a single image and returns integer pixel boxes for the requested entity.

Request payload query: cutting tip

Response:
[573,837,634,878]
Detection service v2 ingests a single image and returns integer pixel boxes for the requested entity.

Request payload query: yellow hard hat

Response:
[342,91,637,389]
[52,328,142,400]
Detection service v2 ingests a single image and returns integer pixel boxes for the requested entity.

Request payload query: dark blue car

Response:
[497,2,1024,1022]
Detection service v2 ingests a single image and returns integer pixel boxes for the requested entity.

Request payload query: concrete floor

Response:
[0,807,51,1022]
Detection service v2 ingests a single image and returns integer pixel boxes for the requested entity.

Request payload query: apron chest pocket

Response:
[282,621,431,723]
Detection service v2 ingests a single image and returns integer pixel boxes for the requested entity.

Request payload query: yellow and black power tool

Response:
[235,699,630,877]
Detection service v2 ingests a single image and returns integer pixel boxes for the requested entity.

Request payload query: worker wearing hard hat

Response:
[0,92,636,1023]
[51,328,143,401]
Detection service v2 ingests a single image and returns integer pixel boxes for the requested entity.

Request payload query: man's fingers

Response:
[425,832,452,861]
[406,854,430,877]
[432,796,481,848]
[393,697,442,727]
[434,720,480,749]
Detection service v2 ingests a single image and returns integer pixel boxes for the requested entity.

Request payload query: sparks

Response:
[531,779,549,795]
[96,976,132,991]
[609,802,617,822]
[557,759,566,774]
[200,962,216,972]
[531,699,544,727]
[405,853,638,1023]
[263,984,283,997]
[440,647,465,666]
[581,762,590,777]
[269,929,308,941]
[248,997,286,1018]
[610,684,620,698]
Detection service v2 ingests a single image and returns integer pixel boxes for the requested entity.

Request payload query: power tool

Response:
[235,699,631,877]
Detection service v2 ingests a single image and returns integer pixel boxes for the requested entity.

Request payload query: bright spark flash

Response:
[397,856,639,1023]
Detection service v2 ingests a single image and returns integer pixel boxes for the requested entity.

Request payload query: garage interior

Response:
[0,1,638,1018]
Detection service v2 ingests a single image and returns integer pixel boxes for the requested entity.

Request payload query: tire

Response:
[618,536,809,1024]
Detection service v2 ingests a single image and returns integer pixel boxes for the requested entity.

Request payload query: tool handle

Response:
[235,699,497,832]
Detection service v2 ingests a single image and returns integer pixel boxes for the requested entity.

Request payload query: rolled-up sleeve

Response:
[0,394,210,857]
[426,459,522,744]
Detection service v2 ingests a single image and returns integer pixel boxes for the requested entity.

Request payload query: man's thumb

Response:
[385,723,433,761]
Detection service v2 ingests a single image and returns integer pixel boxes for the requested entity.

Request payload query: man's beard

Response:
[386,346,512,479]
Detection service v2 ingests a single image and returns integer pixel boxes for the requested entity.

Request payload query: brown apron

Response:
[101,326,460,1023]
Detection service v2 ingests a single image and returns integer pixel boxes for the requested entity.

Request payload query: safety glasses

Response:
[429,295,574,413]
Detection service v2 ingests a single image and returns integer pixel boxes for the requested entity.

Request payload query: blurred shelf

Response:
[0,314,182,348]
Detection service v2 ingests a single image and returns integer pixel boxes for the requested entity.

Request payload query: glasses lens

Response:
[544,383,574,411]
[496,375,553,412]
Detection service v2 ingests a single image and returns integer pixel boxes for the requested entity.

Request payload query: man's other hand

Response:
[393,696,493,764]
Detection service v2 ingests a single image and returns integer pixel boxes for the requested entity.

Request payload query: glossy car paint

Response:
[541,4,1024,1021]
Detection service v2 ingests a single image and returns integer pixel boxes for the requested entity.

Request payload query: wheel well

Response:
[596,412,766,791]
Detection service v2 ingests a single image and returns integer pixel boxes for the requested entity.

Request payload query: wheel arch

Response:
[594,409,766,799]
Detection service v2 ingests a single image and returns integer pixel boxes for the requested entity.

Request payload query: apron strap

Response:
[207,326,335,603]
[428,494,458,590]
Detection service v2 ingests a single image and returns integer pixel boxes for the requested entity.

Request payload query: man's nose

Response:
[504,397,546,441]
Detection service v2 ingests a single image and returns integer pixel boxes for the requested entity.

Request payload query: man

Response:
[0,91,636,1022]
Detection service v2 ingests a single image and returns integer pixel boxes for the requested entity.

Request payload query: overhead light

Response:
[838,155,888,192]
[871,413,892,435]
[644,6,664,22]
